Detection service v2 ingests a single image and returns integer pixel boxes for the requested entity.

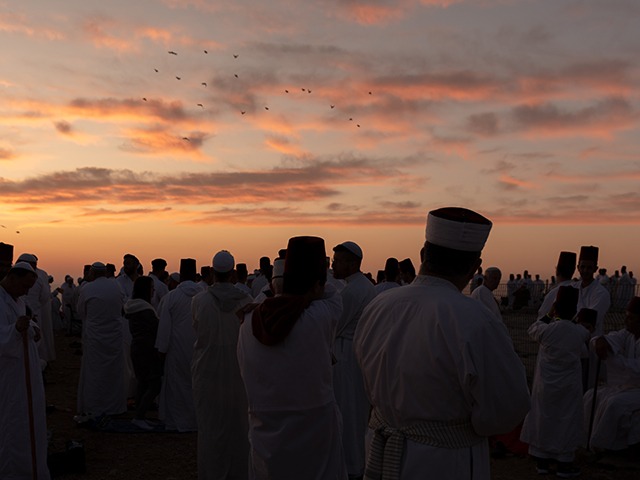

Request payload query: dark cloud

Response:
[378,201,421,209]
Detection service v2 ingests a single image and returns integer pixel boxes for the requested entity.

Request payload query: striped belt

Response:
[365,409,484,480]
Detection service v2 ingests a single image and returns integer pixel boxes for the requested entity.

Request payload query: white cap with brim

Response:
[425,207,492,252]
[338,241,363,259]
[11,262,36,273]
[91,262,107,271]
[212,251,235,273]
[273,258,285,278]
[170,272,180,282]
[17,253,37,263]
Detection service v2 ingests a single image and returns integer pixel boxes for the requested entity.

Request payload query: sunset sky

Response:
[1,0,639,282]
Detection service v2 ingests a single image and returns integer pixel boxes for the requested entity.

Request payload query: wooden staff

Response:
[22,322,38,480]
[586,357,602,452]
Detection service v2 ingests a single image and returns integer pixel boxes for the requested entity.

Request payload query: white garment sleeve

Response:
[527,319,549,343]
[155,293,172,353]
[607,355,640,384]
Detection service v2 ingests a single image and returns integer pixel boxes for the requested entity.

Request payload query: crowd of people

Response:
[1,206,639,480]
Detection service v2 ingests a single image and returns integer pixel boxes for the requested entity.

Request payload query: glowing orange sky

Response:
[1,0,639,282]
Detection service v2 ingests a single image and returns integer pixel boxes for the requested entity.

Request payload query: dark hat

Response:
[557,251,577,268]
[628,297,640,316]
[399,258,414,271]
[278,249,287,259]
[0,243,13,262]
[106,263,116,272]
[259,256,271,269]
[284,236,326,280]
[555,285,579,311]
[579,246,598,263]
[200,266,211,276]
[577,308,598,325]
[152,258,167,269]
[124,253,139,263]
[236,263,248,274]
[180,258,196,277]
[83,264,91,273]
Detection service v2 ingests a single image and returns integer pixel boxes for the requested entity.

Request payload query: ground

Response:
[44,327,639,479]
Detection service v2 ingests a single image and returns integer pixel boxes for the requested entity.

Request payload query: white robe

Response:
[155,280,202,432]
[333,272,377,476]
[1,286,51,480]
[354,275,531,480]
[584,329,640,450]
[23,268,55,364]
[251,275,268,298]
[617,273,633,310]
[116,274,137,396]
[60,282,75,328]
[234,282,252,296]
[237,285,347,480]
[374,281,400,295]
[150,273,169,310]
[192,283,253,480]
[77,277,126,415]
[537,280,573,320]
[520,320,591,460]
[470,285,502,321]
[507,279,517,307]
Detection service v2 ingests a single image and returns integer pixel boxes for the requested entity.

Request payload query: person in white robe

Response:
[51,283,63,331]
[0,242,13,280]
[470,266,502,320]
[398,258,416,285]
[149,258,170,310]
[192,251,253,480]
[331,241,377,479]
[59,275,76,329]
[76,262,127,416]
[520,290,593,476]
[252,259,285,304]
[584,296,640,451]
[374,258,401,295]
[155,259,202,432]
[532,274,545,307]
[327,256,346,290]
[116,253,140,398]
[574,246,611,392]
[238,236,347,480]
[234,263,253,296]
[354,208,531,480]
[617,266,633,310]
[469,266,483,292]
[250,257,271,298]
[1,263,51,480]
[537,251,577,320]
[507,274,517,308]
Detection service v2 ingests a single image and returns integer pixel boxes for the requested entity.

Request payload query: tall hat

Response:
[425,207,492,252]
[557,251,577,267]
[151,258,167,269]
[399,258,414,271]
[579,246,598,263]
[0,243,13,262]
[555,285,579,315]
[628,297,640,316]
[212,251,234,273]
[201,266,212,276]
[577,308,598,325]
[236,263,248,275]
[180,259,196,277]
[259,256,271,269]
[284,236,326,280]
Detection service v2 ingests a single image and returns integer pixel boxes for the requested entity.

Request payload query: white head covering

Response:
[17,253,37,263]
[337,241,363,259]
[425,207,492,252]
[170,272,180,282]
[11,261,35,273]
[272,258,286,278]
[212,250,234,273]
[485,267,501,274]
[91,261,107,271]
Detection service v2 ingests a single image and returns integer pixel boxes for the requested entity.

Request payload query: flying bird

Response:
[176,76,181,80]
[16,231,20,234]
[233,54,238,58]
[201,82,207,87]
[197,104,204,108]
[204,50,208,54]
[168,51,177,55]
[349,118,353,121]
[0,225,5,228]
[241,111,246,115]
[183,137,190,141]
[369,92,372,95]
[330,105,335,109]
[357,124,361,127]
[234,74,238,78]
[265,107,269,110]
[285,90,289,93]
[301,88,305,92]
[154,69,158,73]
[142,98,147,101]
[308,90,312,94]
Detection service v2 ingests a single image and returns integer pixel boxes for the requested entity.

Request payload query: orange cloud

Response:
[0,147,16,160]
[498,174,539,190]
[0,12,65,40]
[120,125,212,159]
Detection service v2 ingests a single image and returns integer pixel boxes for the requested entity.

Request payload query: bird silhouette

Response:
[234,74,238,78]
[16,231,20,234]
[197,104,204,108]
[142,98,147,101]
[330,105,335,109]
[233,54,238,58]
[0,225,5,228]
[285,90,289,93]
[241,111,246,115]
[301,88,305,92]
[183,137,190,141]
[176,76,181,80]
[204,50,208,54]
[202,82,207,87]
[308,90,312,94]
[349,118,353,121]
[265,107,269,110]
[154,69,158,73]
[369,92,372,95]
[357,124,361,127]
[168,51,177,55]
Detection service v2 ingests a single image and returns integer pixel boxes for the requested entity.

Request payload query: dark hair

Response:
[283,272,326,296]
[213,269,233,282]
[132,276,154,303]
[332,245,362,268]
[557,264,575,279]
[422,241,481,278]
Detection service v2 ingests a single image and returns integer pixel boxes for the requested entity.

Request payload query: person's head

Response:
[483,267,501,291]
[89,262,107,281]
[602,268,607,274]
[283,236,327,299]
[376,270,385,284]
[625,297,640,338]
[535,274,540,281]
[212,251,235,283]
[17,253,37,272]
[168,272,180,290]
[477,266,483,274]
[48,275,54,284]
[278,249,287,259]
[551,275,556,283]
[151,258,167,276]
[236,263,248,283]
[384,258,399,283]
[271,259,285,294]
[614,270,619,277]
[123,254,139,276]
[516,274,521,280]
[621,265,627,274]
[509,273,514,281]
[553,285,579,319]
[0,262,38,299]
[332,241,362,280]
[577,246,598,281]
[556,251,577,281]
[201,266,213,285]
[132,276,155,303]
[364,272,374,284]
[630,271,634,279]
[577,308,597,333]
[259,256,271,274]
[0,242,13,280]
[420,207,491,290]
[65,275,73,286]
[399,258,416,284]
[106,263,116,278]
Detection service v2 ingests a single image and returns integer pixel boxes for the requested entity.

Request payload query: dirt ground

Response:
[44,330,639,479]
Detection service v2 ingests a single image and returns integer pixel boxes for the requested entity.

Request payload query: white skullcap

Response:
[425,207,492,252]
[336,241,363,259]
[273,258,286,278]
[170,272,180,282]
[247,274,256,281]
[212,250,234,273]
[17,253,37,263]
[11,262,35,273]
[91,262,107,271]
[485,267,501,274]
[253,269,260,275]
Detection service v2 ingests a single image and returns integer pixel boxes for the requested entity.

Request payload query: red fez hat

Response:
[628,297,640,316]
[181,258,196,277]
[579,246,598,263]
[577,308,598,325]
[555,285,579,309]
[0,242,13,262]
[284,236,326,280]
[200,266,211,276]
[557,251,576,267]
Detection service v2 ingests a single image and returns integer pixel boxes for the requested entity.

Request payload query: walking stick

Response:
[586,357,602,452]
[22,309,39,480]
